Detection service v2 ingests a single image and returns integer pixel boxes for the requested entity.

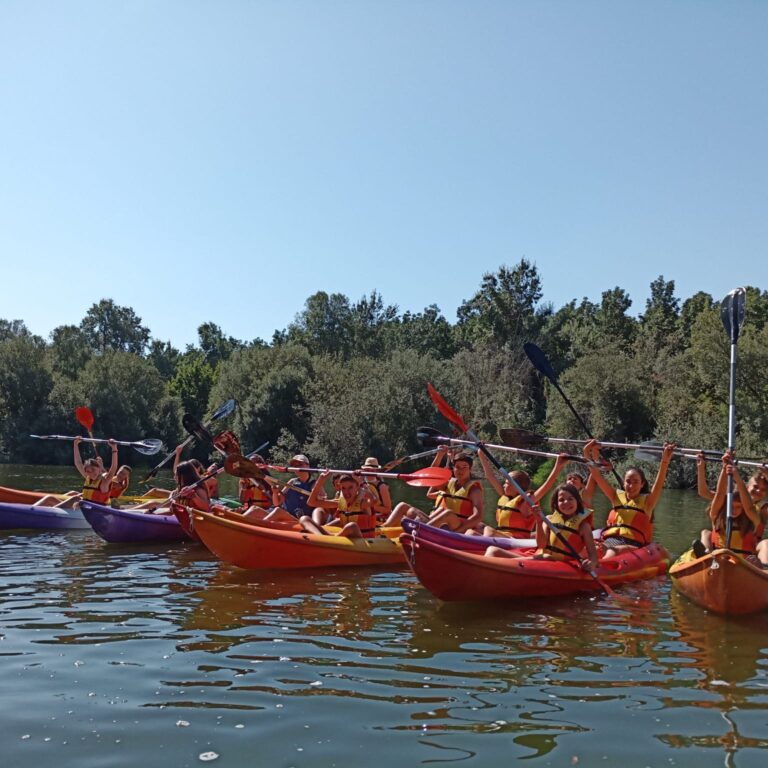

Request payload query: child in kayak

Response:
[262,454,315,522]
[485,482,599,572]
[477,451,573,538]
[693,453,765,564]
[302,472,378,539]
[108,465,132,506]
[76,436,120,504]
[360,457,393,521]
[174,460,210,513]
[583,439,675,557]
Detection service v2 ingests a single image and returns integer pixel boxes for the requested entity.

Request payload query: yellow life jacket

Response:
[542,508,591,561]
[603,490,653,545]
[82,475,109,504]
[435,478,482,519]
[336,494,377,538]
[496,494,535,537]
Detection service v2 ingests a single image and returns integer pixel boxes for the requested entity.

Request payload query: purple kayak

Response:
[0,501,90,531]
[79,501,190,543]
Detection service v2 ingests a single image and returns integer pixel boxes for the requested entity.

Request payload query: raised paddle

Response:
[634,443,767,470]
[721,287,747,547]
[523,343,624,485]
[382,448,441,472]
[417,426,595,465]
[426,383,638,605]
[75,406,98,456]
[500,427,724,458]
[30,434,164,455]
[224,456,454,488]
[142,399,237,483]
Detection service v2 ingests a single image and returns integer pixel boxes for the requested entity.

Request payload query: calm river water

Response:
[2,464,768,768]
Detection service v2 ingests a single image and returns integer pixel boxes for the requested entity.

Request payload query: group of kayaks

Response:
[2,481,767,615]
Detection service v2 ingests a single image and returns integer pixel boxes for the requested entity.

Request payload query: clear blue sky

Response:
[2,1,766,348]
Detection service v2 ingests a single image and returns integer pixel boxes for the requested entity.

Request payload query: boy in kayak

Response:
[261,454,315,523]
[301,471,378,539]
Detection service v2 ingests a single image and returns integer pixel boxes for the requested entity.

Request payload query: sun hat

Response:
[361,457,381,469]
[289,454,310,466]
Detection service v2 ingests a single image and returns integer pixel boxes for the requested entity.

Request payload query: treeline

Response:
[2,261,767,488]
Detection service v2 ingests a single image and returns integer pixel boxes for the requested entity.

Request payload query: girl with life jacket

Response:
[108,465,132,506]
[422,452,484,533]
[583,438,675,558]
[477,451,572,538]
[76,435,119,504]
[694,451,768,555]
[691,453,764,564]
[174,460,210,513]
[485,483,599,572]
[302,472,378,539]
[360,457,393,521]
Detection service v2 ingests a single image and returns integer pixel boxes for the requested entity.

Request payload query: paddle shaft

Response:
[525,343,624,486]
[31,434,156,449]
[426,434,595,465]
[263,464,446,482]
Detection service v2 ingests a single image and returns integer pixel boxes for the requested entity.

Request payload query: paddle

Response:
[30,434,164,455]
[721,287,747,547]
[382,448,441,472]
[523,343,624,485]
[224,455,453,488]
[425,383,634,604]
[75,405,98,457]
[417,426,594,465]
[142,399,237,483]
[634,443,767,470]
[500,427,724,458]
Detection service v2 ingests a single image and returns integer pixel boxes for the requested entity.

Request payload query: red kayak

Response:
[401,532,670,601]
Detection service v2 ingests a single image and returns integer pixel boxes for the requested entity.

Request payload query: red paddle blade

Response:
[400,466,452,487]
[427,383,469,434]
[75,406,94,431]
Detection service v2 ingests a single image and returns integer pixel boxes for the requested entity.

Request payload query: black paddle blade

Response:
[720,287,746,344]
[416,426,446,449]
[499,428,546,449]
[523,342,558,383]
[182,413,214,444]
[223,453,264,479]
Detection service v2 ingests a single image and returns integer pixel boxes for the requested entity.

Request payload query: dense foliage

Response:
[1,272,766,487]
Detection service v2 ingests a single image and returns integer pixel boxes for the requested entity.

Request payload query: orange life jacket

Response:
[336,494,378,538]
[82,475,110,504]
[495,494,535,537]
[712,501,759,556]
[435,478,482,520]
[542,508,592,561]
[602,490,653,545]
[240,478,271,507]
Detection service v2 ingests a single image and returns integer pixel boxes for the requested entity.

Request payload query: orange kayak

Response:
[670,548,768,615]
[191,508,406,569]
[401,532,670,601]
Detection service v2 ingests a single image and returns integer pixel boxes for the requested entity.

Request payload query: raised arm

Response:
[307,471,337,510]
[478,450,505,497]
[645,442,676,513]
[104,439,119,483]
[696,452,714,501]
[583,440,619,505]
[532,454,569,502]
[731,464,761,528]
[708,459,729,523]
[73,436,86,477]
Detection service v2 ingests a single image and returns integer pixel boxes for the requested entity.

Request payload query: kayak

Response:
[0,484,171,505]
[79,501,190,544]
[670,547,768,615]
[0,501,91,530]
[170,502,303,541]
[400,531,670,601]
[399,519,603,552]
[190,508,406,569]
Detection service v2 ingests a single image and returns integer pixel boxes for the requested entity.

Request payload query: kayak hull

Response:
[79,501,189,543]
[401,533,670,601]
[191,508,406,569]
[0,501,90,530]
[670,547,768,615]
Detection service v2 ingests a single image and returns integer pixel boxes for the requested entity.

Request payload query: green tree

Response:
[48,325,93,379]
[147,339,181,380]
[196,322,243,367]
[169,354,216,417]
[80,299,151,355]
[639,276,680,351]
[456,260,548,346]
[0,336,54,462]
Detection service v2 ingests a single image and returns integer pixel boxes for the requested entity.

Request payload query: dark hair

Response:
[190,459,206,474]
[550,483,584,515]
[338,474,357,484]
[175,460,201,488]
[623,466,650,495]
[566,472,585,486]
[711,497,754,536]
[452,453,474,468]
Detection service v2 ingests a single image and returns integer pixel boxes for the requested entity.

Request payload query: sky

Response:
[1,1,766,348]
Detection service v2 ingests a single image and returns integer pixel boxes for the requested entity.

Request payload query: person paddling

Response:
[261,454,315,523]
[583,438,675,557]
[77,436,120,504]
[108,465,132,506]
